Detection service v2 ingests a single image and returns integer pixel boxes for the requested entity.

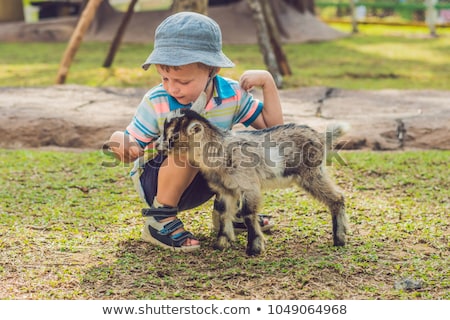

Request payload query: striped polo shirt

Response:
[126,75,263,149]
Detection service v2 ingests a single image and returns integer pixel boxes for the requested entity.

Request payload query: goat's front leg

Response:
[240,197,265,256]
[212,195,238,251]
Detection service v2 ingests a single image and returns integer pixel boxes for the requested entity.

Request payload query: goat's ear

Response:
[187,121,203,136]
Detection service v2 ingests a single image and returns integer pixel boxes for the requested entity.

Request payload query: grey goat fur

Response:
[157,108,349,256]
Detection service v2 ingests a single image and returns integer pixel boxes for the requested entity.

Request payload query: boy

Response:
[107,12,283,251]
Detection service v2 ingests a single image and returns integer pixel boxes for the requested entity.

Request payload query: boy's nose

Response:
[167,84,180,96]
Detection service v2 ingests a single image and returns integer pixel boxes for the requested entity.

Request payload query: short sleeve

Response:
[126,95,160,148]
[232,86,263,127]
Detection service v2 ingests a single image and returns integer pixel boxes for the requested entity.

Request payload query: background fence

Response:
[316,0,450,24]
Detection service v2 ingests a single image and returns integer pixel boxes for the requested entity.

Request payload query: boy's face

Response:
[156,64,212,106]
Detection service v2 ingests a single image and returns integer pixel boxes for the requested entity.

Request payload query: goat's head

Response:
[156,109,209,155]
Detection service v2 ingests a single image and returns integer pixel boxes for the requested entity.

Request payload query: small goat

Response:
[158,105,348,256]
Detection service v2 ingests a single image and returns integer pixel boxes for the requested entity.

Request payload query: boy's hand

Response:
[107,131,143,163]
[239,69,283,129]
[239,70,273,91]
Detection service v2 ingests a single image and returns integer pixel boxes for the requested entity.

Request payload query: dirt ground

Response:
[0,2,448,152]
[1,85,449,151]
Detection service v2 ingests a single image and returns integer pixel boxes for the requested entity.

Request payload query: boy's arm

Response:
[106,131,144,163]
[239,70,283,129]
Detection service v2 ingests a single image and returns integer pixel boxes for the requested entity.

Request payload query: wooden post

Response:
[103,0,138,68]
[55,0,103,84]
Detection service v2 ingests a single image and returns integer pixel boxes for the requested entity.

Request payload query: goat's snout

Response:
[167,132,181,150]
[155,132,181,153]
[154,135,168,153]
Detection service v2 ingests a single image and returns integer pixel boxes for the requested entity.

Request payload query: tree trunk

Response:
[246,0,282,88]
[102,0,138,68]
[56,0,103,84]
[283,0,315,14]
[305,0,315,14]
[171,0,208,14]
[0,0,24,22]
[268,0,289,38]
[263,0,292,76]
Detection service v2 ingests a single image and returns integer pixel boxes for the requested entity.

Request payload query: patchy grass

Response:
[0,24,449,90]
[0,149,448,299]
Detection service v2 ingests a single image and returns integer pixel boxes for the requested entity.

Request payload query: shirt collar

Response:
[168,96,191,111]
[213,75,235,105]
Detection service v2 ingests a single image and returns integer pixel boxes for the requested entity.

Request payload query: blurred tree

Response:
[172,0,208,14]
[246,0,295,88]
[56,0,104,84]
[283,0,315,14]
[103,0,139,67]
[0,0,24,22]
[246,0,282,87]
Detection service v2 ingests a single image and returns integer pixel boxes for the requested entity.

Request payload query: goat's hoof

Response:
[213,236,230,251]
[333,237,346,246]
[213,243,227,251]
[246,247,262,256]
[246,238,265,256]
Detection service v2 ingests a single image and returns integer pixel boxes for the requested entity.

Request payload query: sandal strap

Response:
[142,206,178,221]
[158,218,184,236]
[146,218,196,248]
[171,230,197,245]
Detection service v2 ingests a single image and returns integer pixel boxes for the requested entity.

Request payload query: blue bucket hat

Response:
[142,12,234,70]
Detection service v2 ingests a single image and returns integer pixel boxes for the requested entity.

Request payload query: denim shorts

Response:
[138,153,215,211]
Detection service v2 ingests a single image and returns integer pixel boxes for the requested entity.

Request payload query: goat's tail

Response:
[325,122,350,140]
[321,122,351,151]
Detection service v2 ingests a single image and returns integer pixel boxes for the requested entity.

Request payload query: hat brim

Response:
[142,47,235,70]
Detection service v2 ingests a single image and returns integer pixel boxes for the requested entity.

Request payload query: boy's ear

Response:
[187,121,204,136]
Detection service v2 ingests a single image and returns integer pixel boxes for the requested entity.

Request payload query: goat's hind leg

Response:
[298,168,348,246]
[212,195,237,251]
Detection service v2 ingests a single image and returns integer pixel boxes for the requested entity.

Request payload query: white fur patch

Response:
[267,147,285,177]
[165,109,183,123]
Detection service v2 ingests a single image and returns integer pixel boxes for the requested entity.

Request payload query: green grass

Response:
[0,149,448,299]
[0,22,448,300]
[0,24,449,89]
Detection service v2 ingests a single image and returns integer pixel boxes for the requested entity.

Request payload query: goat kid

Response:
[157,108,349,256]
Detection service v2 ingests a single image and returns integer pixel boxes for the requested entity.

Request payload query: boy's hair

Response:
[157,63,214,73]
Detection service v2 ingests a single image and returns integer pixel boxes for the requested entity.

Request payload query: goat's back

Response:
[218,123,326,180]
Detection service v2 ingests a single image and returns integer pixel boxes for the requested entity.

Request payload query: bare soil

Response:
[1,85,449,151]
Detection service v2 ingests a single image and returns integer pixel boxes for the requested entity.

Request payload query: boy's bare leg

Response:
[155,154,200,247]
